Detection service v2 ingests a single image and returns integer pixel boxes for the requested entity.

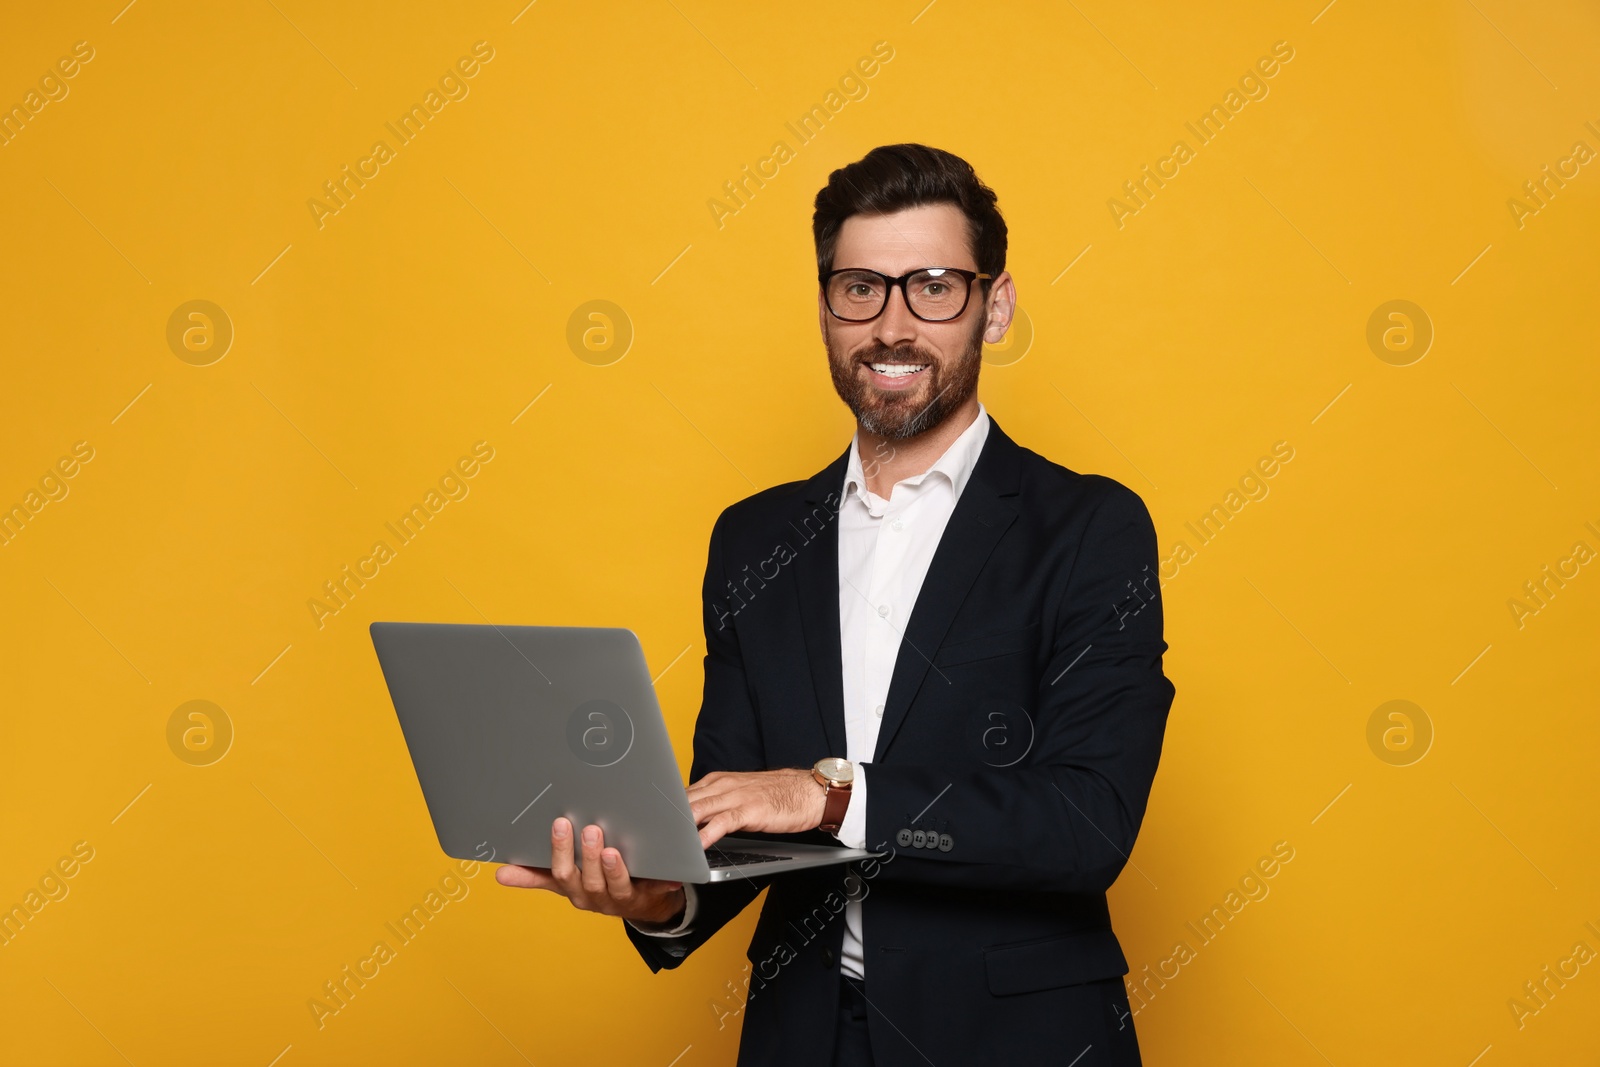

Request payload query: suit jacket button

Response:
[912,830,926,848]
[897,829,913,847]
[938,833,954,852]
[821,947,835,967]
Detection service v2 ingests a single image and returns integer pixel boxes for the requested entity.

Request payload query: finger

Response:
[699,809,741,850]
[600,847,634,904]
[688,780,748,825]
[636,877,685,893]
[689,787,744,827]
[580,825,608,894]
[685,772,734,806]
[495,864,557,891]
[611,858,688,926]
[549,817,577,883]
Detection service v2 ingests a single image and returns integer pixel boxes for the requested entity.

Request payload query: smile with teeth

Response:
[866,362,929,378]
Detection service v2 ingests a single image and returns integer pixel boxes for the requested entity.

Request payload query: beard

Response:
[826,312,985,441]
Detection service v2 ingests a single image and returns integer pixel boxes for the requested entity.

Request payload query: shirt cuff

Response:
[831,763,868,850]
[627,883,698,937]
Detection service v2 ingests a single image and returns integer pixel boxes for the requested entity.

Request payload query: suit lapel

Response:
[792,445,851,757]
[869,421,1021,762]
[795,418,1024,765]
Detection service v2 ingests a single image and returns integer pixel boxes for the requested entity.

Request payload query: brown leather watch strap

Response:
[819,779,852,833]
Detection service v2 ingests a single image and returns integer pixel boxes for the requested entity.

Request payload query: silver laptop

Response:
[370,621,881,883]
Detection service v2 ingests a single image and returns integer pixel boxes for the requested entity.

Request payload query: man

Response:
[496,143,1175,1066]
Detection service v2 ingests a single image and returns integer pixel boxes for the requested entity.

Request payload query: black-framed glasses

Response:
[820,266,993,323]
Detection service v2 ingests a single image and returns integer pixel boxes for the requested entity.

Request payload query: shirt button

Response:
[891,519,904,531]
[877,604,890,617]
[874,704,884,717]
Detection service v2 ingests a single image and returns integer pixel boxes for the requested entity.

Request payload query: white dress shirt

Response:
[634,404,994,984]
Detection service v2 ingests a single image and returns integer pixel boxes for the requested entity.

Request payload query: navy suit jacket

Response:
[625,416,1175,1066]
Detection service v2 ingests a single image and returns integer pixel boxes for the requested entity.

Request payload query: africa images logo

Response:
[566,699,634,769]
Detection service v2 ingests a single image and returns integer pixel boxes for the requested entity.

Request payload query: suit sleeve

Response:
[860,481,1175,896]
[624,506,781,972]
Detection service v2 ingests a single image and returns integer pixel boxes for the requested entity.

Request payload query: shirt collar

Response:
[842,401,991,505]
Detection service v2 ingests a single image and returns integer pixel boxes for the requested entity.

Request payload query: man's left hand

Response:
[686,768,824,849]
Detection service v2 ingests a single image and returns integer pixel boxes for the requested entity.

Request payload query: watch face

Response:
[816,757,854,784]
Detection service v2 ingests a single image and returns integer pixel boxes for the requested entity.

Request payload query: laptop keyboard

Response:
[707,849,792,868]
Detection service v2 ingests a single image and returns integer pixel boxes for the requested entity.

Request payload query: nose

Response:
[872,281,920,347]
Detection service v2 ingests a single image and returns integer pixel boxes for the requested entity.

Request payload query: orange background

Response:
[2,1,1597,1063]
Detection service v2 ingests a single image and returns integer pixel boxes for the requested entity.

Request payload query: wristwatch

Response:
[812,757,855,833]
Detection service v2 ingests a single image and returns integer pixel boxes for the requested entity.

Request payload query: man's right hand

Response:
[494,817,687,926]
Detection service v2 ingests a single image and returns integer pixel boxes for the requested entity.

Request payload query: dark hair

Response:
[812,143,1007,285]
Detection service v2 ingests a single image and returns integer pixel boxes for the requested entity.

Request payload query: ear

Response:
[981,272,1017,345]
[818,289,829,339]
